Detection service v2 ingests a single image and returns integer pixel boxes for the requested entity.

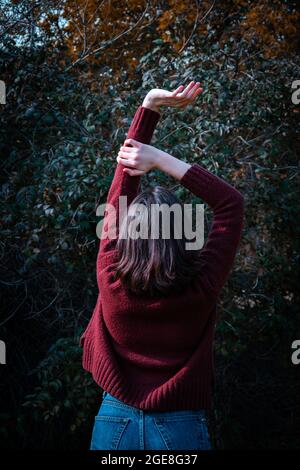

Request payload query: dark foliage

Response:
[0,0,299,449]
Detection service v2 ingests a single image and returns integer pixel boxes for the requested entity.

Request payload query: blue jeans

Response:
[90,390,212,450]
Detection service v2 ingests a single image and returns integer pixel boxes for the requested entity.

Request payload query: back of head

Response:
[114,185,202,297]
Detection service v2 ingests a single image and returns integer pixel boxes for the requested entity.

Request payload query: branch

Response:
[178,0,216,54]
[0,1,40,39]
[64,3,150,72]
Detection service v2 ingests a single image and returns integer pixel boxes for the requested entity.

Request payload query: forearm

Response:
[155,150,192,181]
[154,152,244,295]
[108,105,161,206]
[99,104,160,255]
[155,150,243,208]
[127,104,161,143]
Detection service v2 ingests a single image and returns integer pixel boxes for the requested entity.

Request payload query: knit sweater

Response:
[80,105,244,411]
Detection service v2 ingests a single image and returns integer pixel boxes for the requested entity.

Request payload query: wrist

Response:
[142,96,161,114]
[155,150,191,181]
[153,149,171,170]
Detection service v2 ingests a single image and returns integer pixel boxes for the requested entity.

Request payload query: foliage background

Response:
[0,0,299,449]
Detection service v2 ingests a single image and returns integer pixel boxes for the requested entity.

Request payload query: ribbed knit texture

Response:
[80,105,244,411]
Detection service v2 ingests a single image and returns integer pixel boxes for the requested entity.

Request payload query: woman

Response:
[80,81,244,450]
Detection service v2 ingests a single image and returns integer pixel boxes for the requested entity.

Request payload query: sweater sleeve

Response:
[180,163,244,298]
[98,105,161,255]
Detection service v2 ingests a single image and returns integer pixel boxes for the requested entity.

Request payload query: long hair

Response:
[113,185,203,297]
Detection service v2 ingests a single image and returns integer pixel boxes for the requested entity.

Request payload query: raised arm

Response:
[114,80,243,298]
[116,145,244,299]
[99,81,203,256]
[154,151,244,298]
[98,104,161,256]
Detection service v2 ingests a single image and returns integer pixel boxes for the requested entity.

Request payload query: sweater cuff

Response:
[127,105,161,144]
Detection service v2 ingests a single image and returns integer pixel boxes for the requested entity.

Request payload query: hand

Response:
[143,80,203,112]
[117,138,163,176]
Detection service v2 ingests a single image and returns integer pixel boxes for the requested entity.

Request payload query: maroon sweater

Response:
[80,105,244,411]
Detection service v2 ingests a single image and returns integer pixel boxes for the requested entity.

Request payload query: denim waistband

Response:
[102,390,133,408]
[101,389,207,419]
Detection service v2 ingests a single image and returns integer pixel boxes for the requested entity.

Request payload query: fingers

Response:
[117,153,146,175]
[185,82,203,101]
[117,154,136,166]
[192,87,203,101]
[124,138,140,147]
[117,150,128,159]
[186,82,201,99]
[181,80,197,98]
[123,168,145,176]
[119,145,133,153]
[169,80,203,105]
[171,85,184,96]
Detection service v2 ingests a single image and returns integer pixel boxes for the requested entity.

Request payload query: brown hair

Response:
[113,186,203,297]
